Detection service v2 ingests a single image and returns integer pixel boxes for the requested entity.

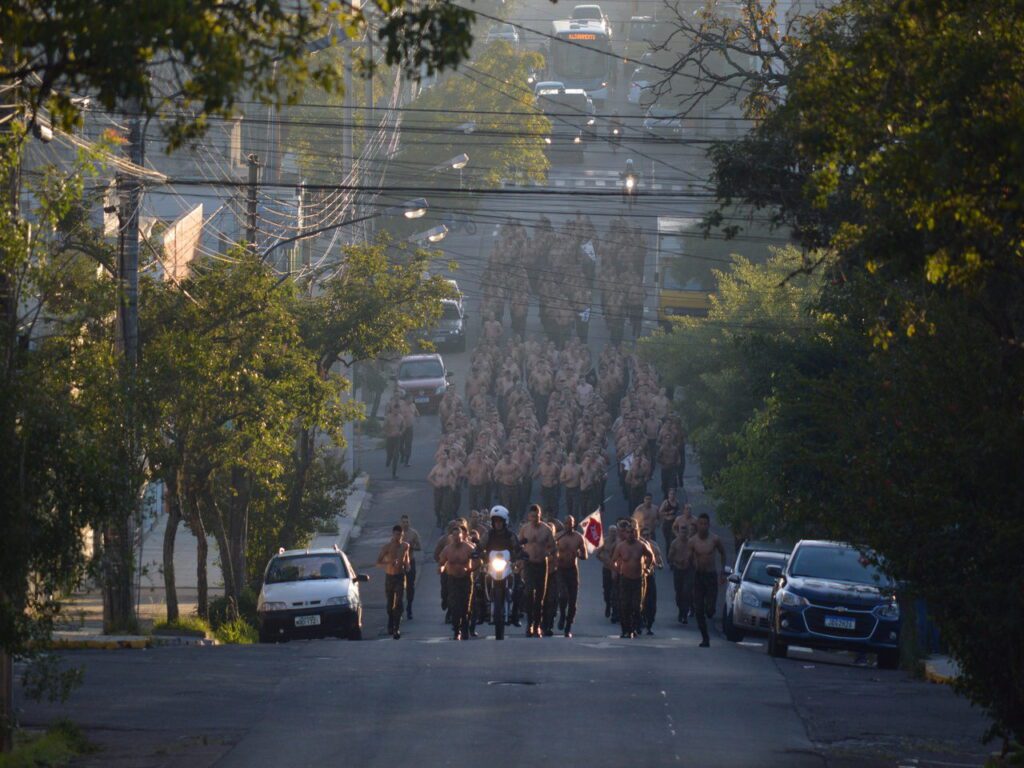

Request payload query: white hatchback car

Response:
[257,547,368,642]
[725,550,789,642]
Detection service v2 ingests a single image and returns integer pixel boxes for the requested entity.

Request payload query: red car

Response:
[396,353,450,413]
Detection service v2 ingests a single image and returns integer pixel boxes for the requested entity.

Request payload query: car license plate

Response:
[824,615,856,630]
[294,614,321,628]
[415,396,429,404]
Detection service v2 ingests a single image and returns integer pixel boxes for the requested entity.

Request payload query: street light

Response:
[261,197,429,261]
[408,225,448,244]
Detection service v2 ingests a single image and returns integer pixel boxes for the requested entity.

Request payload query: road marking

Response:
[595,179,606,187]
[554,179,565,187]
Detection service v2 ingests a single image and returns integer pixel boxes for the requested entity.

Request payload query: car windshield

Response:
[632,67,651,83]
[399,359,444,380]
[441,302,461,320]
[266,554,347,584]
[648,106,677,118]
[629,21,658,42]
[744,556,787,586]
[573,6,600,19]
[789,545,892,586]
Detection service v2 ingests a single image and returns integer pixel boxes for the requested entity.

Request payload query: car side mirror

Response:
[723,565,733,575]
[765,565,782,579]
[445,371,453,380]
[727,573,741,584]
[355,573,370,583]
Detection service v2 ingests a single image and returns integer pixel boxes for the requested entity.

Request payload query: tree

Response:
[0,135,128,748]
[2,0,477,148]
[662,0,1024,745]
[391,42,550,189]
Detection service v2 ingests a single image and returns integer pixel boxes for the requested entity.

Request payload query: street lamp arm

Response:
[260,212,379,261]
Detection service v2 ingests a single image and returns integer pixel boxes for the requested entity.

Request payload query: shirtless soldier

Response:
[438,526,477,640]
[376,525,411,639]
[519,504,556,637]
[560,453,583,520]
[399,514,422,620]
[554,515,588,637]
[597,523,619,622]
[383,408,404,478]
[535,450,561,518]
[668,524,692,624]
[612,519,652,639]
[684,512,728,647]
[427,452,458,528]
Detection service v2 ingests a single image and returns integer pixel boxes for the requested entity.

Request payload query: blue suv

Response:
[766,540,901,669]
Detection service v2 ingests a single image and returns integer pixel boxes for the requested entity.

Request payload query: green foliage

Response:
[213,618,258,645]
[151,616,212,636]
[687,0,1024,742]
[3,0,476,148]
[0,134,128,658]
[392,42,550,189]
[208,589,259,632]
[0,720,95,768]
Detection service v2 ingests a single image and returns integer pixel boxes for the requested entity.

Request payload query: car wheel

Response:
[877,649,899,670]
[723,611,744,643]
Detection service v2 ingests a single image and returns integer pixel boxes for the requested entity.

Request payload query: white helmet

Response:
[489,505,510,524]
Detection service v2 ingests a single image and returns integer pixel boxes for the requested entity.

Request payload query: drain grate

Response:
[486,680,538,687]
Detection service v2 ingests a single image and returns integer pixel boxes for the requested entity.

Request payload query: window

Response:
[552,36,610,81]
[399,359,444,380]
[441,302,462,320]
[266,555,346,584]
[660,234,716,292]
[789,545,892,586]
[744,556,788,586]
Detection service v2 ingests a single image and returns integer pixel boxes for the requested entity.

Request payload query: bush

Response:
[152,616,212,636]
[0,720,96,768]
[213,618,258,645]
[357,417,382,437]
[207,588,258,630]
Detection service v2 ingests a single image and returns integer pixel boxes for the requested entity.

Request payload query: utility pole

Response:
[364,28,375,240]
[246,153,260,249]
[104,105,144,635]
[343,48,355,234]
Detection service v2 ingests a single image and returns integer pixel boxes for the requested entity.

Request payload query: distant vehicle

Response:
[257,547,369,642]
[723,539,793,637]
[767,540,902,669]
[628,65,656,107]
[642,104,683,139]
[536,87,594,161]
[626,16,659,61]
[533,80,566,96]
[431,299,466,352]
[571,3,611,33]
[549,19,613,105]
[725,551,790,642]
[485,22,520,48]
[444,278,464,314]
[396,353,450,413]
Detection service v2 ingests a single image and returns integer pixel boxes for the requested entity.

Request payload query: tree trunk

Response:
[279,426,314,550]
[184,486,210,621]
[101,513,137,634]
[162,469,182,623]
[228,467,250,600]
[203,487,239,621]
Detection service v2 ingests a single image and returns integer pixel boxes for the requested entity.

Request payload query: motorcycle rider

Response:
[621,158,640,202]
[609,110,624,153]
[476,506,522,630]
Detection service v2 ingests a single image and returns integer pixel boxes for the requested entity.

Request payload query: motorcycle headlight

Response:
[625,177,635,190]
[544,137,552,145]
[490,556,508,575]
[326,595,351,606]
[874,601,900,620]
[258,601,287,612]
[587,118,595,126]
[573,136,582,144]
[741,591,760,608]
[779,589,809,608]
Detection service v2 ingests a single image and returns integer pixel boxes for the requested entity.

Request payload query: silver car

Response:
[725,551,789,642]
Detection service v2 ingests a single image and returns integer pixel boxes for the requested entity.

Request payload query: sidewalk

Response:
[924,655,960,685]
[55,472,371,645]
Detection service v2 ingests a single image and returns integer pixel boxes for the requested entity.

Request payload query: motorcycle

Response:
[622,173,638,208]
[610,125,622,153]
[484,550,512,640]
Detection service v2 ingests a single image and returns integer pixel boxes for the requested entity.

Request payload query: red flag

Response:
[580,509,603,554]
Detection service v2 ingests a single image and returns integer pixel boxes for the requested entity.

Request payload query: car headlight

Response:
[587,118,595,126]
[434,383,446,395]
[778,589,809,608]
[326,596,351,606]
[396,387,407,397]
[874,601,900,619]
[573,136,582,144]
[258,601,287,612]
[741,591,760,608]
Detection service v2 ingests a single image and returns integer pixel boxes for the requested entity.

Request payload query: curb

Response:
[46,634,152,650]
[311,471,371,553]
[924,657,959,685]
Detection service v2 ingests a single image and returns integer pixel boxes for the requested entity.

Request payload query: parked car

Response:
[431,299,466,352]
[642,104,683,138]
[533,80,566,97]
[628,66,656,107]
[723,539,792,636]
[485,22,520,48]
[257,546,368,643]
[444,278,464,315]
[725,551,789,642]
[395,352,450,413]
[767,540,901,669]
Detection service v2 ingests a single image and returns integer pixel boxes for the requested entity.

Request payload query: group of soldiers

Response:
[477,214,647,348]
[427,334,638,529]
[382,394,416,478]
